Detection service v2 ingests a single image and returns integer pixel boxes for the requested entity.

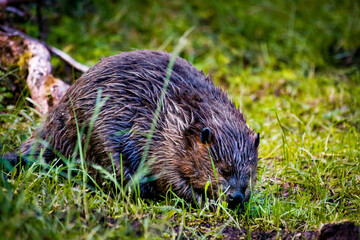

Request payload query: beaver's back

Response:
[40,51,237,159]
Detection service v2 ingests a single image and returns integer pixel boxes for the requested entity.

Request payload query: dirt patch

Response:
[172,221,358,239]
[221,226,246,239]
[250,229,317,240]
[318,221,359,240]
[248,221,357,240]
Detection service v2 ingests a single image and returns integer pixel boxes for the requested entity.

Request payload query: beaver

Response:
[5,50,260,209]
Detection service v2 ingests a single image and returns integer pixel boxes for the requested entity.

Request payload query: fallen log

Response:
[0,25,88,115]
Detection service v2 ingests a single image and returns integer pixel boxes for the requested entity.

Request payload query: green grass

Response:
[1,0,360,239]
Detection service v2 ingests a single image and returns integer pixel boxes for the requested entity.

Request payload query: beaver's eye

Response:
[200,128,213,144]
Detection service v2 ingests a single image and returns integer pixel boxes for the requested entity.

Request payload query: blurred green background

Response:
[26,0,360,71]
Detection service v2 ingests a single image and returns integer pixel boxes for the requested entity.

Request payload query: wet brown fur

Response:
[13,50,260,207]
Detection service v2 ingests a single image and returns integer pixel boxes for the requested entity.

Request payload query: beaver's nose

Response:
[227,192,244,209]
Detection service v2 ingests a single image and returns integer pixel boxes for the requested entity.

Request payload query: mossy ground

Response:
[1,0,359,239]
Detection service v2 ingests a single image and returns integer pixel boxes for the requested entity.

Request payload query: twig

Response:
[48,46,89,73]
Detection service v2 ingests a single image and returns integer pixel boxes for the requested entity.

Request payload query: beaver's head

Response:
[144,61,259,209]
[179,118,260,209]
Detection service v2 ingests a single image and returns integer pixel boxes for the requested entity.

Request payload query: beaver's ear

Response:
[200,128,213,144]
[254,133,260,149]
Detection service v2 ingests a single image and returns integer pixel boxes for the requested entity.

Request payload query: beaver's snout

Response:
[227,190,247,209]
